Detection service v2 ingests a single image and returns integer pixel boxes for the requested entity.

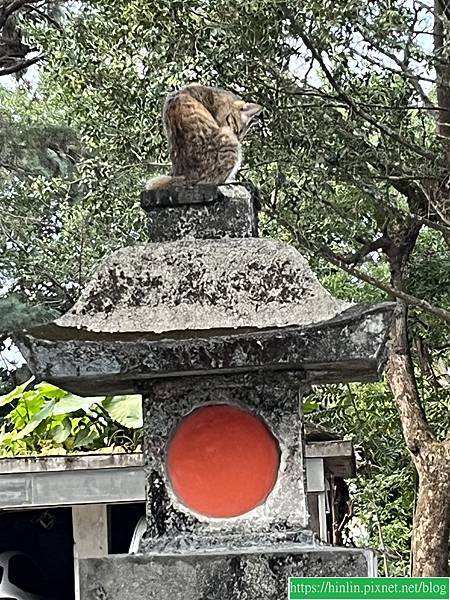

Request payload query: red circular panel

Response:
[166,404,280,518]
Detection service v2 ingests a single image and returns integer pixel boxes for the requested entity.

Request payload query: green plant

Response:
[0,378,143,456]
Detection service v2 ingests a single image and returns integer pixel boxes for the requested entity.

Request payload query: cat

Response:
[146,84,261,190]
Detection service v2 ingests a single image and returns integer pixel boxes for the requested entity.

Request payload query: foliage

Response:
[0,81,146,334]
[0,378,142,456]
[308,356,449,574]
[308,382,412,575]
[0,295,56,333]
[0,0,63,77]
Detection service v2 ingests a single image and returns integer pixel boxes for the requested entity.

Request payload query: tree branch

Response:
[273,214,450,324]
[353,29,435,109]
[297,30,437,161]
[342,236,390,266]
[0,54,41,76]
[22,3,62,30]
[411,213,450,236]
[0,0,29,28]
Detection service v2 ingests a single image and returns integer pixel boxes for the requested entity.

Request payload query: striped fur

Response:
[146,84,261,191]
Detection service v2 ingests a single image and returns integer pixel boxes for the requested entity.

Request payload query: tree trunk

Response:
[386,300,450,575]
[434,0,450,147]
[433,0,450,232]
[412,449,450,576]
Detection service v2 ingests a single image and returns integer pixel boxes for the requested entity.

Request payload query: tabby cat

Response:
[146,84,261,190]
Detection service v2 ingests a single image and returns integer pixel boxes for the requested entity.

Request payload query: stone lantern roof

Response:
[15,184,393,397]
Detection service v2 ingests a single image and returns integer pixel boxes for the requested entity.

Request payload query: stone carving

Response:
[16,184,392,598]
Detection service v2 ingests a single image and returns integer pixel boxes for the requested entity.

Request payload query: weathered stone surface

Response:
[16,303,394,396]
[141,183,259,240]
[79,548,377,600]
[55,238,347,334]
[140,372,310,554]
[17,179,384,597]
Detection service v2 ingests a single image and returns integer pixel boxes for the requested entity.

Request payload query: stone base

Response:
[80,547,377,600]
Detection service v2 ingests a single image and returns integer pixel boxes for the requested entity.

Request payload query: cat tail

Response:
[145,175,186,191]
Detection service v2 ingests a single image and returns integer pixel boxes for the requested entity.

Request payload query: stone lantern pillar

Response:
[17,184,393,600]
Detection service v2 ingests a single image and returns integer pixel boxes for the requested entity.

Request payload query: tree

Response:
[1,0,449,575]
[0,81,145,335]
[272,4,450,576]
[265,3,450,575]
[0,0,62,77]
[1,0,40,77]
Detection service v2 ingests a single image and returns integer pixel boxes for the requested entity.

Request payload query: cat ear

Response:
[241,102,262,124]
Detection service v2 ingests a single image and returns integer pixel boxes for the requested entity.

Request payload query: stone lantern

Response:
[16,184,393,599]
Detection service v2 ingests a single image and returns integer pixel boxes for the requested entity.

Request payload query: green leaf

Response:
[0,376,35,407]
[102,395,143,428]
[35,382,68,399]
[14,399,56,440]
[51,418,72,443]
[7,392,45,428]
[73,424,100,448]
[53,394,102,415]
[303,399,320,414]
